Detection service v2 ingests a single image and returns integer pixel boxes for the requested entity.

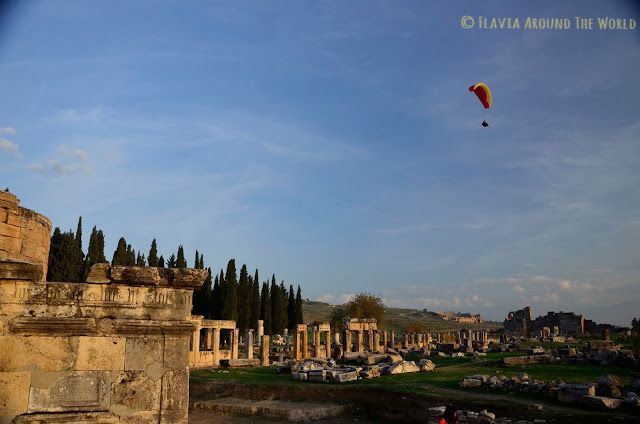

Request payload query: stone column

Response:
[403,334,409,349]
[212,327,220,366]
[294,330,302,360]
[283,328,288,337]
[232,328,240,360]
[416,333,423,349]
[344,330,352,353]
[334,331,341,346]
[261,335,270,366]
[303,328,309,359]
[314,327,321,358]
[368,330,374,352]
[257,320,264,345]
[357,330,364,353]
[325,331,331,358]
[374,332,381,353]
[390,331,395,349]
[192,328,200,360]
[245,330,254,359]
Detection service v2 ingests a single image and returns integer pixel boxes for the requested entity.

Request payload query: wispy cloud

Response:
[28,146,90,176]
[0,127,16,135]
[0,138,19,155]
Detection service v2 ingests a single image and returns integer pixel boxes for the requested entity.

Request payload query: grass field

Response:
[302,300,501,333]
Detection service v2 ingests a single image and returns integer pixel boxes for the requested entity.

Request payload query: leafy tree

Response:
[260,281,271,335]
[295,285,303,325]
[287,284,296,330]
[47,227,77,282]
[222,259,238,321]
[237,264,250,331]
[111,237,129,266]
[74,217,85,282]
[331,292,386,331]
[250,269,261,331]
[270,275,287,335]
[136,251,145,266]
[84,226,106,277]
[148,239,159,267]
[212,275,221,319]
[176,245,187,268]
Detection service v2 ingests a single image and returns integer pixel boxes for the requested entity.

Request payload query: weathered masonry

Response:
[0,192,206,424]
[188,316,239,367]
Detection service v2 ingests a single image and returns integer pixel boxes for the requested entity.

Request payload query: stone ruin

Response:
[0,191,206,423]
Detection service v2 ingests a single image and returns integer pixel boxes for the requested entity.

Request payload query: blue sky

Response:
[1,1,639,325]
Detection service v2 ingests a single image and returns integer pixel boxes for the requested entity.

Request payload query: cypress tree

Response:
[295,285,303,324]
[112,237,128,266]
[74,217,84,282]
[48,228,77,282]
[84,226,106,278]
[287,284,296,330]
[271,275,287,335]
[167,254,176,268]
[126,244,135,266]
[280,281,289,331]
[176,245,187,269]
[260,281,271,335]
[250,271,261,331]
[218,269,226,318]
[212,275,220,319]
[222,259,238,321]
[148,239,159,267]
[237,264,250,331]
[158,255,165,268]
[194,250,200,269]
[136,251,145,266]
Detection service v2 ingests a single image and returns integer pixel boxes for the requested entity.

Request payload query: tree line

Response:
[47,217,304,335]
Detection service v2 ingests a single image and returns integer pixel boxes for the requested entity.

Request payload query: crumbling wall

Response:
[0,194,205,424]
[0,192,51,281]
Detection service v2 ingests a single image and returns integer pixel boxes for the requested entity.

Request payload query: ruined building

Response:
[0,191,206,423]
[503,306,590,337]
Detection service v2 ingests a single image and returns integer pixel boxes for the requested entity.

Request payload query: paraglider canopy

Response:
[469,82,492,109]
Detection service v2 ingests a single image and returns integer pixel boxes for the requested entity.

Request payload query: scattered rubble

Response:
[427,406,545,424]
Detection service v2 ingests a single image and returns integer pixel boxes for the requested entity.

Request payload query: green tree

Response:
[167,253,176,268]
[330,292,386,331]
[136,251,145,266]
[295,285,303,325]
[176,245,187,268]
[632,319,640,356]
[222,259,238,321]
[194,250,201,269]
[47,227,77,282]
[74,217,85,282]
[237,264,250,331]
[126,244,135,266]
[287,284,296,330]
[250,270,261,331]
[148,239,159,267]
[111,237,128,266]
[270,275,287,335]
[158,255,165,268]
[212,275,221,319]
[260,281,271,335]
[83,226,106,278]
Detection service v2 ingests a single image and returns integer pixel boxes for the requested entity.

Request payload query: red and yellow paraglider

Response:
[469,82,492,127]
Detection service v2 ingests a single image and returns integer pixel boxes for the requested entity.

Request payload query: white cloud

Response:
[513,284,525,294]
[27,145,90,176]
[0,127,16,135]
[314,293,355,305]
[0,138,19,155]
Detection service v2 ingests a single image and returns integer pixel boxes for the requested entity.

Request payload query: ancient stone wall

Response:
[0,192,51,281]
[0,194,205,424]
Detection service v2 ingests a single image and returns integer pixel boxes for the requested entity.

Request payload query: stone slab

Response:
[193,398,347,422]
[0,372,30,417]
[76,337,125,371]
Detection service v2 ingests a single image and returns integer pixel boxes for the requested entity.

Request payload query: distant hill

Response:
[302,300,500,333]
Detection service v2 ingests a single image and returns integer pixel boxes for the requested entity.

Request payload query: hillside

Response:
[303,300,500,333]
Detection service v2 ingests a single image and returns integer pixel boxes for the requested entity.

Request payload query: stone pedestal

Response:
[261,335,270,366]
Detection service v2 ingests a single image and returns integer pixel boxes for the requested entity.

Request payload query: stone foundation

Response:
[0,193,205,424]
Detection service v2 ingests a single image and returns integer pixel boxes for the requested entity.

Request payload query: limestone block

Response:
[85,264,111,284]
[110,371,160,415]
[335,371,358,383]
[386,360,420,375]
[110,266,160,286]
[292,372,308,381]
[124,337,163,381]
[0,222,20,238]
[12,411,119,423]
[0,261,41,282]
[76,337,125,371]
[461,378,482,388]
[27,371,111,413]
[171,268,208,289]
[0,371,30,417]
[160,369,189,424]
[163,337,189,370]
[580,395,622,410]
[0,336,75,372]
